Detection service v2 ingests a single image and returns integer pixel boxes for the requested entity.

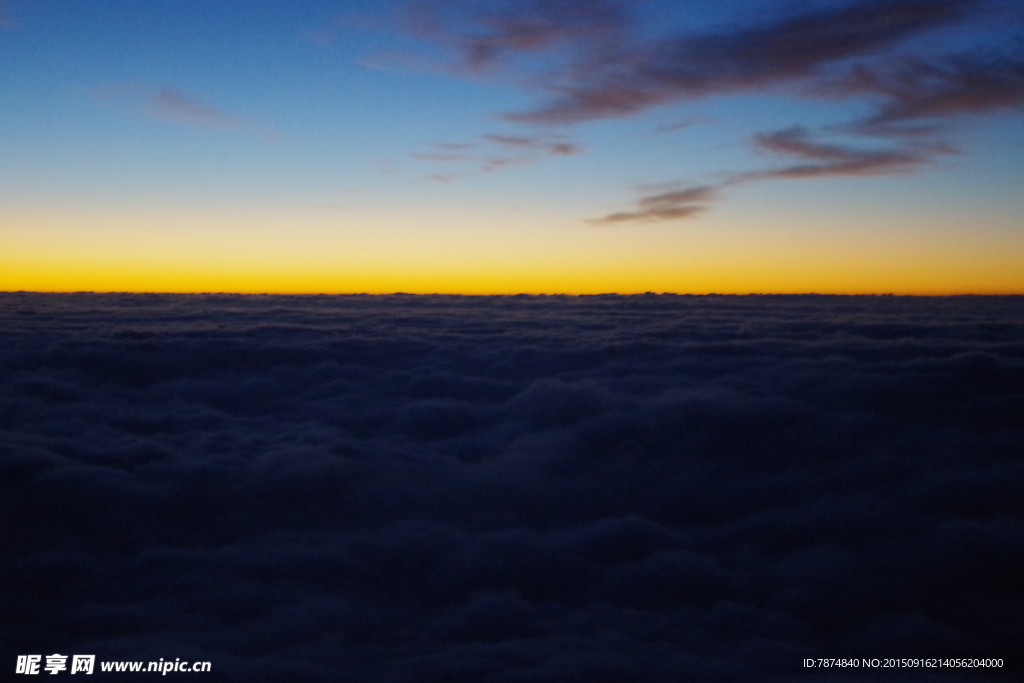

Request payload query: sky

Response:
[2,0,1023,295]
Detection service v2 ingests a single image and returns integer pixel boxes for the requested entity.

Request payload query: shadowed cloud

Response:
[496,0,979,124]
[838,46,1024,133]
[2,293,1022,681]
[483,134,580,156]
[398,0,1020,222]
[406,0,632,73]
[589,185,717,225]
[589,128,935,224]
[743,127,934,179]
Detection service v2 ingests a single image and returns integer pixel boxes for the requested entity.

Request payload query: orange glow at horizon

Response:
[3,207,1023,296]
[5,251,1023,296]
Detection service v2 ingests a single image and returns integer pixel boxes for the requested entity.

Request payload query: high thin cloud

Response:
[93,84,267,135]
[589,128,935,224]
[144,88,246,130]
[402,0,1021,223]
[411,0,978,124]
[589,185,716,224]
[745,127,933,179]
[415,132,581,181]
[837,47,1024,132]
[652,118,708,135]
[525,0,976,123]
[405,0,631,73]
[0,0,16,27]
[0,0,16,29]
[483,133,579,156]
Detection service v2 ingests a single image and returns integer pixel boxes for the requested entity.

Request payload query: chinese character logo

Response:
[71,656,95,675]
[16,656,41,675]
[44,654,68,675]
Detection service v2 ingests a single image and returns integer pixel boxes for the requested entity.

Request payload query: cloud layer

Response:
[2,293,1022,681]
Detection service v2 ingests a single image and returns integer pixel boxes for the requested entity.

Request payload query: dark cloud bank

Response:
[2,293,1023,681]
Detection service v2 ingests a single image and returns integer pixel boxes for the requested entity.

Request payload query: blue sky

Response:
[2,0,1023,293]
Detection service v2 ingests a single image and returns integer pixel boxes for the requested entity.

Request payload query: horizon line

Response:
[4,290,1023,298]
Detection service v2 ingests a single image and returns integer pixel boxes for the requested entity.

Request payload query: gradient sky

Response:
[2,0,1023,294]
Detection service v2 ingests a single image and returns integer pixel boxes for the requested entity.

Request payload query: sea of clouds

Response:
[1,293,1021,681]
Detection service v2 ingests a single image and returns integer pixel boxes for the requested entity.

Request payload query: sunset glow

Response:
[2,0,1022,294]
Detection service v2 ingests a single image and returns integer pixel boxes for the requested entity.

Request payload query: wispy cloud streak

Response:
[92,84,273,137]
[589,129,941,224]
[744,127,933,179]
[406,0,632,73]
[414,131,582,181]
[836,47,1024,133]
[589,185,716,225]
[541,0,972,122]
[482,133,580,156]
[0,0,17,28]
[410,0,979,124]
[144,88,246,130]
[398,0,1020,221]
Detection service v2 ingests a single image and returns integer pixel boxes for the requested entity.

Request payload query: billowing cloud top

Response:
[2,293,1022,680]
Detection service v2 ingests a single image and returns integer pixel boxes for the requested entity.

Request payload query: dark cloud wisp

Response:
[402,0,1021,223]
[415,132,582,180]
[482,133,580,156]
[745,126,934,179]
[406,0,633,73]
[495,0,982,124]
[838,46,1024,132]
[589,185,717,224]
[587,125,937,224]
